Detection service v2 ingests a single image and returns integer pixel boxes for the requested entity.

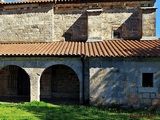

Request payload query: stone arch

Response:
[44,61,82,82]
[0,65,30,102]
[40,64,81,104]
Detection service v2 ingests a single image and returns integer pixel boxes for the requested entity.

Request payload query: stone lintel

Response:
[140,7,157,10]
[87,37,102,42]
[141,36,157,41]
[86,8,103,12]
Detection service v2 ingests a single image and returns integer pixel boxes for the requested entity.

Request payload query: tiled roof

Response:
[1,0,53,5]
[0,40,160,57]
[1,0,148,5]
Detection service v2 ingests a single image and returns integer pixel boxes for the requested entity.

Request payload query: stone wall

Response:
[0,66,19,96]
[54,6,142,41]
[0,56,160,107]
[0,65,30,97]
[89,58,160,108]
[0,3,53,42]
[0,67,8,96]
[141,7,156,40]
[53,0,156,41]
[51,65,79,99]
[88,7,142,40]
[0,1,156,42]
[40,67,52,98]
[53,1,157,41]
[54,8,87,41]
[40,65,80,100]
[0,57,83,103]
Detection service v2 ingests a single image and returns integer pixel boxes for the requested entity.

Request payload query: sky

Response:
[4,0,160,38]
[155,1,160,38]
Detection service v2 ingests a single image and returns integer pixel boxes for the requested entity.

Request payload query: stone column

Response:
[25,68,44,102]
[87,8,103,42]
[141,7,157,40]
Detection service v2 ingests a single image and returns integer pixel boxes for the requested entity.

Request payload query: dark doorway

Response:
[40,65,80,104]
[0,65,30,103]
[17,67,30,95]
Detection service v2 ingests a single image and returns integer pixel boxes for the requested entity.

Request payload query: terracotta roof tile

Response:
[1,0,53,5]
[1,0,149,5]
[0,40,160,57]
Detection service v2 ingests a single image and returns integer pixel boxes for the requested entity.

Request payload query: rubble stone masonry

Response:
[54,6,142,41]
[0,3,53,42]
[0,0,157,42]
[89,58,160,108]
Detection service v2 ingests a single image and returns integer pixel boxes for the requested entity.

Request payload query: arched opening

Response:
[40,65,80,104]
[0,65,30,102]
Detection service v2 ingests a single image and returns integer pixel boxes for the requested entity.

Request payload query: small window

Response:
[113,30,120,39]
[142,73,153,87]
[65,32,72,41]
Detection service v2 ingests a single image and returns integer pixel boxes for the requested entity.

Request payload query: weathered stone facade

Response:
[0,0,158,108]
[54,8,87,41]
[54,6,142,41]
[40,65,80,101]
[141,7,156,40]
[0,57,83,103]
[0,3,53,42]
[40,67,52,98]
[0,56,160,108]
[0,0,157,42]
[87,7,142,40]
[89,58,160,108]
[0,65,30,102]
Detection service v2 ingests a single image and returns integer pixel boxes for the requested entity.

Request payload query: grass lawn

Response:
[0,101,159,120]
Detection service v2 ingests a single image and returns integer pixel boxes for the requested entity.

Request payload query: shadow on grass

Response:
[8,101,159,120]
[14,102,129,120]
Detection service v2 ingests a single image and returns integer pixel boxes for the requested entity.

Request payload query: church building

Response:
[0,0,159,108]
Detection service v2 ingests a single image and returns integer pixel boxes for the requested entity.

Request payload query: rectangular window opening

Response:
[113,30,121,39]
[142,73,153,87]
[65,32,72,41]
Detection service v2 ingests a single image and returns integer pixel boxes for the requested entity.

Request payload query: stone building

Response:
[0,0,159,108]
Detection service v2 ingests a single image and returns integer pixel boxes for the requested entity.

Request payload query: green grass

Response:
[0,101,159,120]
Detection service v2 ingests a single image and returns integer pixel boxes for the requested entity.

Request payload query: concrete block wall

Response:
[89,58,160,108]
